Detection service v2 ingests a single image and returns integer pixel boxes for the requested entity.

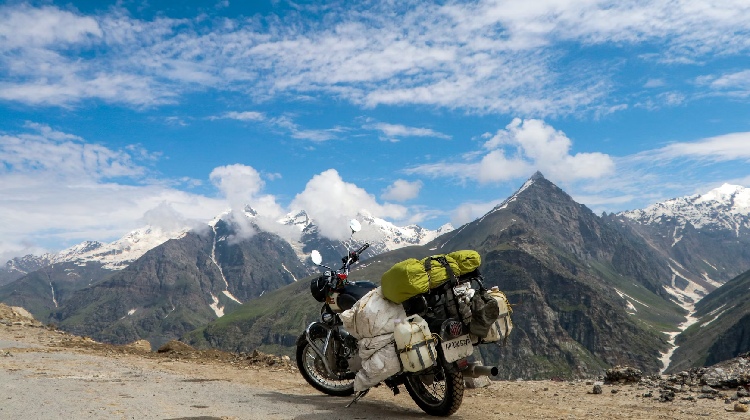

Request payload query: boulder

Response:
[604,366,642,384]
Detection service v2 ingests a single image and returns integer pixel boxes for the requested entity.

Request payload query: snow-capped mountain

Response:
[621,184,750,238]
[0,253,56,286]
[52,226,191,270]
[611,183,750,318]
[4,206,450,284]
[279,209,453,261]
[358,210,453,250]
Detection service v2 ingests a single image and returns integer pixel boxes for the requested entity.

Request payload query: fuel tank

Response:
[327,281,377,312]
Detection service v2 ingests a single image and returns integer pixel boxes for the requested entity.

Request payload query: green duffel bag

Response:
[447,250,481,276]
[381,255,460,304]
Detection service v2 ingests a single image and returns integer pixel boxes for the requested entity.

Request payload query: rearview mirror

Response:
[350,219,362,233]
[311,250,322,265]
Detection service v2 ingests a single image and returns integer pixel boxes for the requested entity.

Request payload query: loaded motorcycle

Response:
[296,220,503,417]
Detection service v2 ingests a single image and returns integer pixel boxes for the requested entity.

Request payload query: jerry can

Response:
[394,314,437,372]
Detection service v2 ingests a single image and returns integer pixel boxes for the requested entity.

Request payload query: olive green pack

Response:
[381,250,481,304]
[446,250,481,276]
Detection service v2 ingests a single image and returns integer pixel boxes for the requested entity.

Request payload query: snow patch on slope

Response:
[209,293,224,318]
[700,304,729,328]
[613,289,646,320]
[658,263,707,373]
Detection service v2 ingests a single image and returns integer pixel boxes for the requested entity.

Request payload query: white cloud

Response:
[0,124,226,257]
[209,164,287,241]
[408,118,614,184]
[451,199,504,227]
[291,169,408,240]
[0,4,102,48]
[210,111,265,121]
[269,116,345,142]
[5,2,750,113]
[697,70,750,98]
[366,122,451,141]
[381,179,423,202]
[0,122,145,180]
[564,129,750,215]
[655,132,750,161]
[644,78,665,88]
[475,149,531,183]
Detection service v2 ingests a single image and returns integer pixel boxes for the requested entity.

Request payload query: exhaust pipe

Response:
[463,362,499,378]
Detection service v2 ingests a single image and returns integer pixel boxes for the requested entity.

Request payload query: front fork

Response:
[301,321,337,377]
[301,320,357,379]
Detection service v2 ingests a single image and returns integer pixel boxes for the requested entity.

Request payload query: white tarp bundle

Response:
[340,287,406,392]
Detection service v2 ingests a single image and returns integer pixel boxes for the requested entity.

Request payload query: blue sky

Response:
[2,0,750,260]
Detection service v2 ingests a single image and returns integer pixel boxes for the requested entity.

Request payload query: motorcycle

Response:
[296,220,499,417]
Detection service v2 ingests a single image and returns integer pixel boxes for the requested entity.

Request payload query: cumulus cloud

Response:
[209,164,288,241]
[141,201,200,232]
[381,179,423,202]
[408,118,615,184]
[291,169,408,240]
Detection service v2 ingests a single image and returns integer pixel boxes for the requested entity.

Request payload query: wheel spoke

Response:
[301,340,352,390]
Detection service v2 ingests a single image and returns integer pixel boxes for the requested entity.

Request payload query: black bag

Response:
[444,285,472,326]
[469,289,500,338]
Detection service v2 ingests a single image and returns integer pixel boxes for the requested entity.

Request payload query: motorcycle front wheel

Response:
[296,333,355,397]
[404,361,464,416]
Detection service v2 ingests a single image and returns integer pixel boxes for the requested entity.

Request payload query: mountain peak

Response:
[530,170,546,181]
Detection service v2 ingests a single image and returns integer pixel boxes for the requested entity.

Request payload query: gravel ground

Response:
[0,306,741,419]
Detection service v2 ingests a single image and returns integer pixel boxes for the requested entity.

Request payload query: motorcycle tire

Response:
[296,333,355,397]
[404,361,464,416]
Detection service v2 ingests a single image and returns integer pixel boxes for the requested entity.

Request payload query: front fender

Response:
[298,321,329,346]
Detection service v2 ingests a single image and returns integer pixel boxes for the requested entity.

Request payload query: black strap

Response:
[423,256,458,289]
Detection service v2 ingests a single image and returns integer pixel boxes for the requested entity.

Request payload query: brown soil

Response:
[0,303,741,419]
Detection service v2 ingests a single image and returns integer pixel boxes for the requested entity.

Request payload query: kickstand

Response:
[346,389,369,408]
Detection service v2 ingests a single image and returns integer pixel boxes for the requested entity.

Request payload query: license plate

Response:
[442,334,473,362]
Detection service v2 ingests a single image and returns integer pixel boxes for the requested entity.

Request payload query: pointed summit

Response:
[530,170,546,181]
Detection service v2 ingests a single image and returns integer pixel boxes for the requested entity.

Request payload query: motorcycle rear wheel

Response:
[296,334,355,397]
[404,361,464,416]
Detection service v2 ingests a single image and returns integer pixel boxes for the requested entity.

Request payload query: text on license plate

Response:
[442,334,473,363]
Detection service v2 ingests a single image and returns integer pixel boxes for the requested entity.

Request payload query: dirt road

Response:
[0,314,738,419]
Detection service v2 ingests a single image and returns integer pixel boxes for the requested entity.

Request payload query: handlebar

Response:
[355,243,370,255]
[341,242,370,267]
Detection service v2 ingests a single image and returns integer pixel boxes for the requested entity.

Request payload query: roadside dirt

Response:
[0,304,742,419]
